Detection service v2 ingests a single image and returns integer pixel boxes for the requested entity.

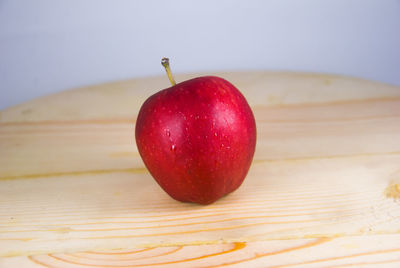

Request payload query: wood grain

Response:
[1,72,400,267]
[2,235,400,267]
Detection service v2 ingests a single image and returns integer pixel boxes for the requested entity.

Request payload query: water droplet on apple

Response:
[214,132,218,137]
[165,130,171,137]
[170,144,176,151]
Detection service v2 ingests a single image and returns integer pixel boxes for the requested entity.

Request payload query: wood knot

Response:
[384,182,400,199]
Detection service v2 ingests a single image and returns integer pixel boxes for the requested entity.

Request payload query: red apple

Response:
[135,58,256,204]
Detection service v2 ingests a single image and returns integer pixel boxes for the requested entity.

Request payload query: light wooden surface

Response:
[1,72,400,267]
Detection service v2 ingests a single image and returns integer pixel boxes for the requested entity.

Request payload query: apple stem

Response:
[161,57,176,86]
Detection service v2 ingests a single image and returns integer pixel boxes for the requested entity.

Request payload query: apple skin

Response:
[135,76,256,205]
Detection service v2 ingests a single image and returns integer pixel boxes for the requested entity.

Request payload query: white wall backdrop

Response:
[1,0,399,110]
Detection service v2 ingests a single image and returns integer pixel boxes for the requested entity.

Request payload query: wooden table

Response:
[1,72,400,267]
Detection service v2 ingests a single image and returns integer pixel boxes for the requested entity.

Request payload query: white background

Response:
[1,0,399,110]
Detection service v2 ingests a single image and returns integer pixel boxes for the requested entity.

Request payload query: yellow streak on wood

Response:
[4,235,400,267]
[214,238,330,267]
[385,183,400,199]
[0,167,147,181]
